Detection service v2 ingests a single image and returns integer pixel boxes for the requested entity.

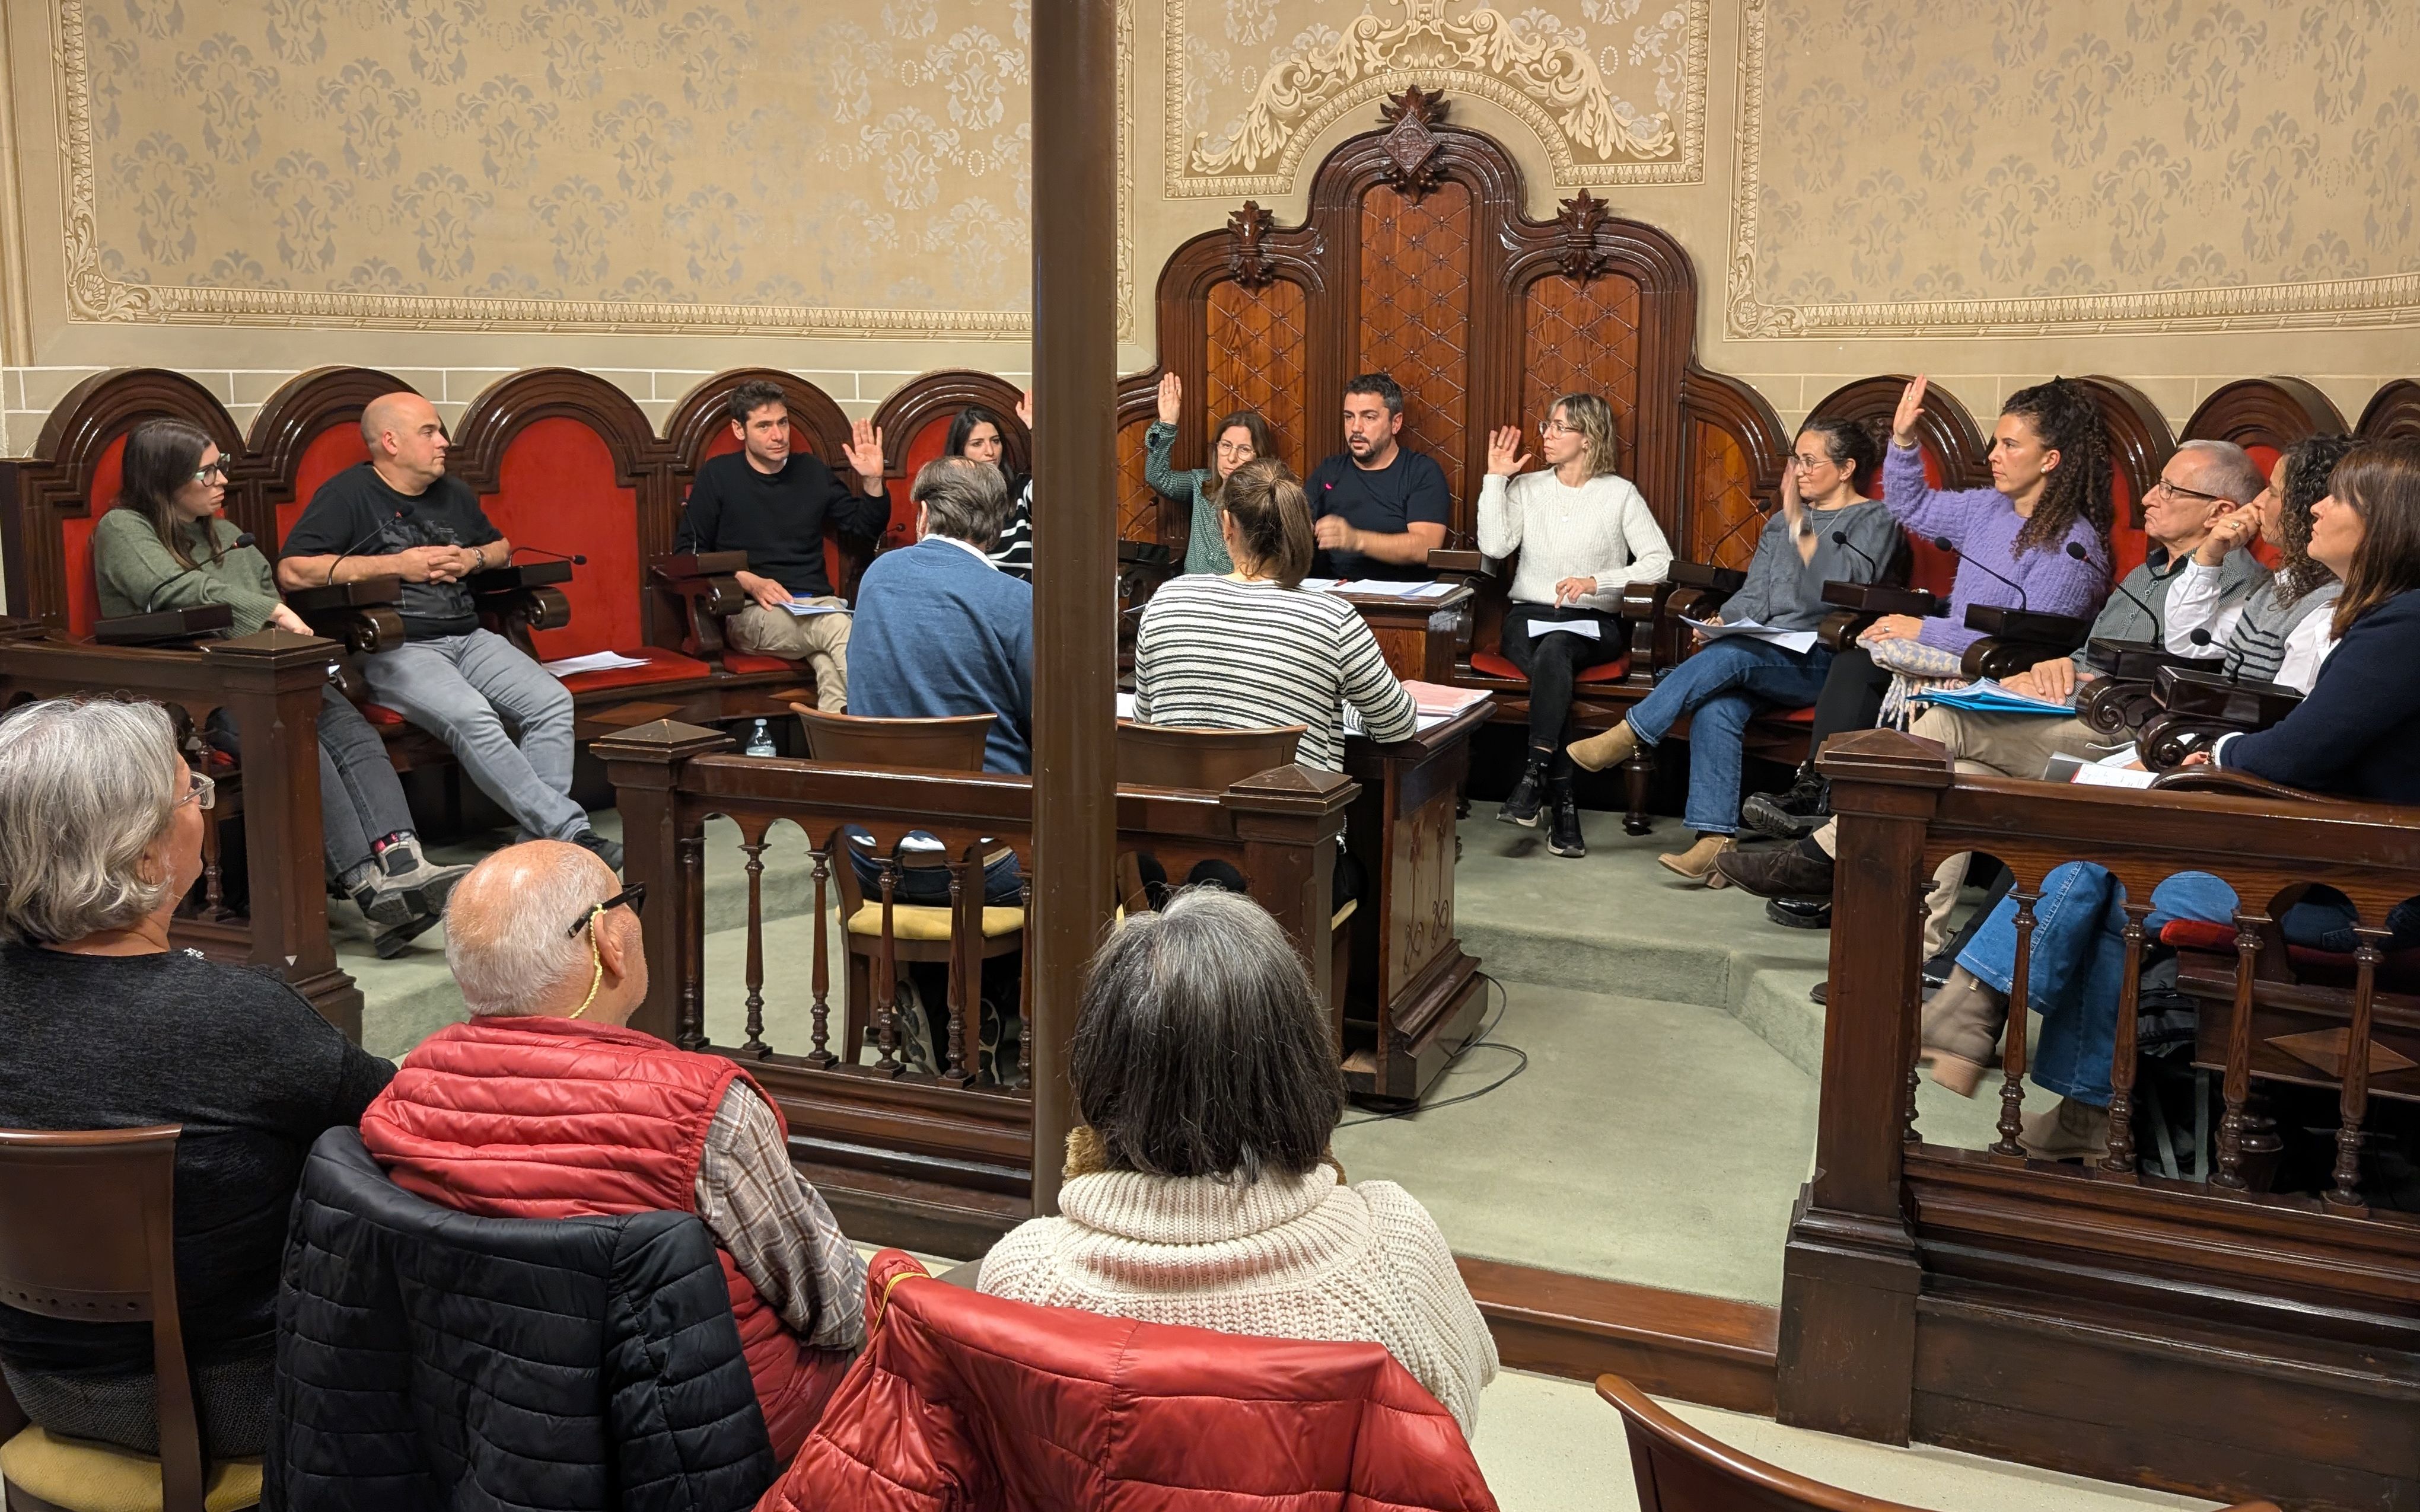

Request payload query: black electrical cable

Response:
[1336,972,1528,1127]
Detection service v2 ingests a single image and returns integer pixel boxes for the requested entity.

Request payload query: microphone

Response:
[1830,528,1881,578]
[147,532,259,608]
[2186,627,2245,683]
[323,501,417,585]
[2072,541,2157,628]
[510,543,589,566]
[1933,534,2026,611]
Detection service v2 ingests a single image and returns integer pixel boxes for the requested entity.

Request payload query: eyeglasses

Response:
[2148,476,2226,506]
[1538,419,1579,436]
[190,461,229,483]
[176,768,215,812]
[1213,440,1256,456]
[1788,454,1835,471]
[565,880,647,938]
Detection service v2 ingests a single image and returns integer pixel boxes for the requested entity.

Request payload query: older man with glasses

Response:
[355,840,867,1463]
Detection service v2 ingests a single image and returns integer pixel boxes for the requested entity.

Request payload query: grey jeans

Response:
[363,629,585,840]
[316,682,416,881]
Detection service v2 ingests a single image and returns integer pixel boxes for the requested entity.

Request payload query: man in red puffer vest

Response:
[357,841,865,1462]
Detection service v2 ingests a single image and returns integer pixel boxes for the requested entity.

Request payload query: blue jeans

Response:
[1624,639,1832,834]
[843,827,1023,906]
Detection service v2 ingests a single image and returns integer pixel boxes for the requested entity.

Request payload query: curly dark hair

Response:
[2274,435,2362,609]
[2001,378,2113,557]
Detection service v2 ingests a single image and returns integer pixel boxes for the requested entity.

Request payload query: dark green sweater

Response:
[91,511,282,636]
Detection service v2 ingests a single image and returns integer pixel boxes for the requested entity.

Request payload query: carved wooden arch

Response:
[447,368,662,493]
[2074,376,2176,529]
[2357,380,2420,441]
[869,369,1031,482]
[1147,93,1707,548]
[1,368,247,625]
[246,366,416,527]
[1674,370,1790,570]
[1806,376,1992,489]
[2183,378,2349,454]
[662,368,853,471]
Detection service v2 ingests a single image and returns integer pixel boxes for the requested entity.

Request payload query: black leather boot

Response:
[1740,763,1830,840]
[1546,779,1585,857]
[1498,748,1552,827]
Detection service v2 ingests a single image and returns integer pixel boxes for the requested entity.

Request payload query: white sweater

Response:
[977,1165,1499,1438]
[1476,468,1672,613]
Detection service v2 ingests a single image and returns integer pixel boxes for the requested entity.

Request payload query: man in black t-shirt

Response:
[672,379,891,709]
[1305,372,1452,581]
[278,393,620,872]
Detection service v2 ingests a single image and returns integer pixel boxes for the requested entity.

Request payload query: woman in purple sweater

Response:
[1744,376,2114,837]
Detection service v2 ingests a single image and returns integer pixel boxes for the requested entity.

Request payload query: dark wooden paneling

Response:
[2184,377,2351,452]
[2359,379,2420,442]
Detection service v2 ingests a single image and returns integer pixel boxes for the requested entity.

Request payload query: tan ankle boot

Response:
[1565,720,1639,773]
[1657,834,1735,885]
[2018,1097,2110,1166]
[1921,967,2009,1098]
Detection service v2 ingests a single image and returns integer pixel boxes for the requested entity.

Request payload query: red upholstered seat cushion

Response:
[1776,704,1816,723]
[1469,649,1630,683]
[550,646,713,694]
[721,651,800,675]
[364,704,407,726]
[2161,918,2237,951]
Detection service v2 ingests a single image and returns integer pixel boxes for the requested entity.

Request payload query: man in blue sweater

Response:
[848,455,1034,773]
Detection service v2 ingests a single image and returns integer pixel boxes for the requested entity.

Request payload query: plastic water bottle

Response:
[744,717,776,757]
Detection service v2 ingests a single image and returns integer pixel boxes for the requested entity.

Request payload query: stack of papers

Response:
[782,601,848,617]
[1909,678,2075,716]
[541,650,654,678]
[1401,680,1491,716]
[1315,579,1459,599]
[1681,617,1820,655]
[1536,620,1602,641]
[2042,745,2158,789]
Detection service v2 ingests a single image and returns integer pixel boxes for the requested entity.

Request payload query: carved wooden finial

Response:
[1555,190,1612,283]
[1376,85,1450,199]
[1225,200,1278,289]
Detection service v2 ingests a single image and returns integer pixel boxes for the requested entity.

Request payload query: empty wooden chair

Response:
[1114,720,1304,790]
[0,1124,260,1512]
[1597,1374,2280,1512]
[790,705,1022,1076]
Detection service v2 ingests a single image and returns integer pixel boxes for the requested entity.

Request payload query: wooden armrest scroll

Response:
[2147,766,2344,805]
[2081,637,2222,681]
[1667,561,1748,594]
[2152,665,2301,728]
[90,604,234,646]
[1424,548,1486,578]
[659,550,749,578]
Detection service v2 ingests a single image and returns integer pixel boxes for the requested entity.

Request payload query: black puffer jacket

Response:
[267,1128,775,1511]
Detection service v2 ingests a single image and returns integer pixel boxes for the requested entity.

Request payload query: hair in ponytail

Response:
[1795,416,1885,495]
[1218,457,1313,588]
[2001,378,2112,557]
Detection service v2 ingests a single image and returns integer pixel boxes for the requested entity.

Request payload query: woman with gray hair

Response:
[0,696,393,1462]
[977,887,1497,1438]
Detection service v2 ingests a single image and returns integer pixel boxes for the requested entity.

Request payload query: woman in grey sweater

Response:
[1141,372,1275,575]
[1566,418,1901,881]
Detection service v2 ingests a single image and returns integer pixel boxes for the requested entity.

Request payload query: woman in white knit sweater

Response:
[1476,393,1672,859]
[978,887,1498,1439]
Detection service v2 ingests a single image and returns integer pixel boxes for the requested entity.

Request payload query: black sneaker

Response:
[1546,790,1586,858]
[1498,764,1547,827]
[1741,767,1829,840]
[370,908,443,960]
[572,830,625,875]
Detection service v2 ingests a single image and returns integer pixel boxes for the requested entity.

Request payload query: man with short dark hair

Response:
[674,380,891,710]
[1305,373,1452,580]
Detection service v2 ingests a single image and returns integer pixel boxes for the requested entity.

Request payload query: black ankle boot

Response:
[1499,748,1552,827]
[1546,781,1585,857]
[1740,763,1830,840]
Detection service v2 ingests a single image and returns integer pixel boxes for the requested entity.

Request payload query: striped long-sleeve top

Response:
[1133,574,1416,771]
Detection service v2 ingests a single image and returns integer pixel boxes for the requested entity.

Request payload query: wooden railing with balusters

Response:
[594,717,1357,1256]
[1778,727,2420,1512]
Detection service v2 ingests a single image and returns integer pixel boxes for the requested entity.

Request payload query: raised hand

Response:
[1891,375,1929,448]
[1485,425,1533,477]
[1015,390,1034,429]
[842,418,886,484]
[1156,372,1182,427]
[1779,451,1803,524]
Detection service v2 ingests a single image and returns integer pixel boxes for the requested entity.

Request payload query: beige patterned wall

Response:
[4,0,2416,458]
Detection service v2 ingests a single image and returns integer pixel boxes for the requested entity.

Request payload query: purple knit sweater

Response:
[1883,444,2109,653]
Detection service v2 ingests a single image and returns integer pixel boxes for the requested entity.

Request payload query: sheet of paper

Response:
[1681,617,1820,655]
[2071,763,2158,790]
[1297,578,1344,592]
[1402,580,1459,598]
[1331,579,1438,598]
[1537,620,1603,641]
[541,650,655,678]
[1400,679,1492,716]
[782,600,849,617]
[1115,691,1137,720]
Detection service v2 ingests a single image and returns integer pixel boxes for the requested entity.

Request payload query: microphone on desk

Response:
[145,534,258,609]
[323,502,417,585]
[1932,534,2026,611]
[2185,627,2243,682]
[1830,529,1882,578]
[511,543,590,567]
[2072,541,2156,628]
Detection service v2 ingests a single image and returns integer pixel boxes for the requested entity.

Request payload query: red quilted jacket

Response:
[358,1014,846,1461]
[758,1250,1499,1512]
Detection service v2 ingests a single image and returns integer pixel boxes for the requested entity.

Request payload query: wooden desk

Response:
[1340,698,1489,1103]
[1338,584,1476,684]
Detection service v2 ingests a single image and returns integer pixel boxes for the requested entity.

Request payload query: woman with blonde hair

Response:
[1477,391,1671,857]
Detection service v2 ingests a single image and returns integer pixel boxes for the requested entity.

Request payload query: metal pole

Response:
[1026,0,1118,1217]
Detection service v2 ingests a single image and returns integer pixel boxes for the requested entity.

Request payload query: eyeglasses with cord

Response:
[562,881,647,1022]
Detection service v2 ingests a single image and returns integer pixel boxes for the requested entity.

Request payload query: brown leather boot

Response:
[2018,1097,2110,1166]
[1657,833,1736,885]
[1565,720,1639,773]
[1921,967,2008,1098]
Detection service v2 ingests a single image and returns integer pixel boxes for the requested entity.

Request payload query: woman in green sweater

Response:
[91,419,468,955]
[1142,373,1276,575]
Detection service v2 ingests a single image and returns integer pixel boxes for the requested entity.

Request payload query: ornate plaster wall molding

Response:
[1163,0,1707,199]
[52,0,1136,339]
[1727,0,2420,340]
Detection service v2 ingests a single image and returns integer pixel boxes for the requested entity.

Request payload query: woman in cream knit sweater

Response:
[977,888,1498,1438]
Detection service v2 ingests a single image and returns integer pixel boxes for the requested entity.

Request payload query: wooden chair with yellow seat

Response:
[790,705,1026,1074]
[1596,1375,2282,1512]
[1112,721,1357,1014]
[0,1125,259,1512]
